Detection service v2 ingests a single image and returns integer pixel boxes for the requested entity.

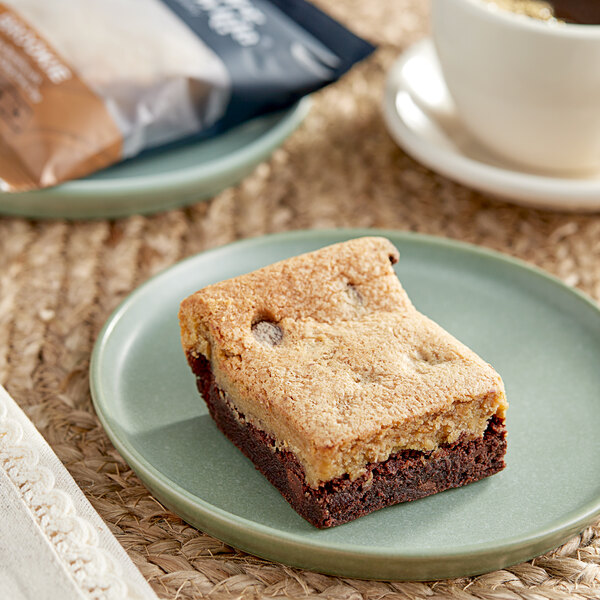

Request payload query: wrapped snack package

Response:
[0,0,374,191]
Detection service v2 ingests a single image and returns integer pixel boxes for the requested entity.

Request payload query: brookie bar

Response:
[179,237,508,528]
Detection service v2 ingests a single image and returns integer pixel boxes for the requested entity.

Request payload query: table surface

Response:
[1,1,599,598]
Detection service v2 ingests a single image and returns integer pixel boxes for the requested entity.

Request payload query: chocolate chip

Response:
[252,320,283,346]
[346,283,363,304]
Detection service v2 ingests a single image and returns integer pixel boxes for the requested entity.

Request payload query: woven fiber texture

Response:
[1,1,600,598]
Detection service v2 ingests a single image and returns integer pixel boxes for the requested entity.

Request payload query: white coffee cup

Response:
[431,0,600,174]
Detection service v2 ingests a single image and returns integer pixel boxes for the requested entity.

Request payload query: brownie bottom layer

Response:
[189,354,507,528]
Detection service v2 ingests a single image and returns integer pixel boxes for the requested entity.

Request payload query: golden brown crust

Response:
[179,237,508,487]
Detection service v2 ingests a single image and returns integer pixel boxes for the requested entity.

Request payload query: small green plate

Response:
[0,99,309,220]
[90,229,600,581]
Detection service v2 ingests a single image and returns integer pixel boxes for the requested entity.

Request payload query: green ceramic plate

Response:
[90,229,600,581]
[0,99,309,220]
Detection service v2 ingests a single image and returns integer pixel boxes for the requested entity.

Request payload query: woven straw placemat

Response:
[1,1,599,598]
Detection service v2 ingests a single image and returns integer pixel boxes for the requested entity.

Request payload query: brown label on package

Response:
[0,4,122,191]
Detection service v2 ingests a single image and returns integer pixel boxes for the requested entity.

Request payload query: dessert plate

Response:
[383,39,600,212]
[0,99,310,220]
[90,229,600,580]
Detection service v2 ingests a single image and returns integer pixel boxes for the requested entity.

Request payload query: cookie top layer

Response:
[179,237,507,487]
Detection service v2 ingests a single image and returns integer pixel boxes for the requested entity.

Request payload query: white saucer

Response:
[383,39,600,212]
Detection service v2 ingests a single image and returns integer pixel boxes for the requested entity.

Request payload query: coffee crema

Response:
[483,0,600,24]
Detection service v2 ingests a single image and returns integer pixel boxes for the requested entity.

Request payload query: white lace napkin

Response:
[0,385,159,600]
